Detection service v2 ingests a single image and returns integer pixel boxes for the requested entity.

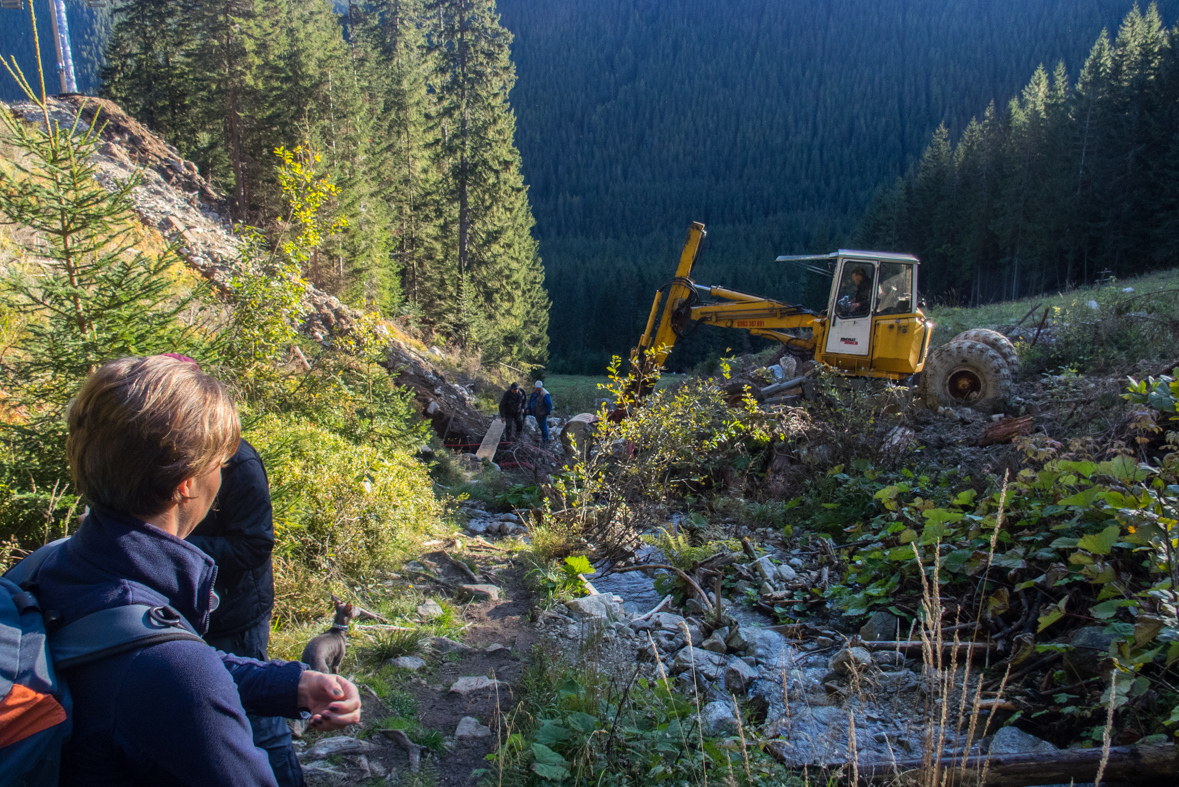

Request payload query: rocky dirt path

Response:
[296,527,538,786]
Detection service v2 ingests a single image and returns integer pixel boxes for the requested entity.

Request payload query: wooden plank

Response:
[475,418,505,461]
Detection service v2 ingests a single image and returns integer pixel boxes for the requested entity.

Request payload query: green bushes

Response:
[248,413,440,583]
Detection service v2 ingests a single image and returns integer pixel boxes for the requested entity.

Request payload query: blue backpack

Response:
[0,539,203,787]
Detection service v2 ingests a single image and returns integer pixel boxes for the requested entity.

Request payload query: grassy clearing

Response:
[925,267,1179,350]
[542,373,687,416]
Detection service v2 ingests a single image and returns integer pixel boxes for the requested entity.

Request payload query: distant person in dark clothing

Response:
[30,355,360,787]
[161,353,302,786]
[188,440,303,787]
[498,382,526,441]
[528,381,553,443]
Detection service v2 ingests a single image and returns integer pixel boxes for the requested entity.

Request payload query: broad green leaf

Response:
[923,508,964,525]
[952,489,977,506]
[1077,525,1120,556]
[1098,455,1150,483]
[533,723,570,747]
[1166,642,1179,668]
[531,743,568,768]
[1049,537,1080,549]
[920,521,949,544]
[1057,460,1098,478]
[899,528,918,544]
[1059,487,1103,507]
[1089,599,1124,620]
[564,555,595,576]
[565,712,598,734]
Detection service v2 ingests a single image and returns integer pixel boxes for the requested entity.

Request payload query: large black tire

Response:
[923,339,1013,412]
[952,328,1020,375]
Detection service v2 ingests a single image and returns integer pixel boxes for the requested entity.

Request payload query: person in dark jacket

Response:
[498,382,526,441]
[528,381,553,443]
[31,355,361,786]
[187,439,302,786]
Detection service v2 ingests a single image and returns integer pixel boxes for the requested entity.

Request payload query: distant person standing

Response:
[499,382,526,441]
[162,355,303,787]
[528,381,553,443]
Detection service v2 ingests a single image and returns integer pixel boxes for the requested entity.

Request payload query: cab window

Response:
[835,263,874,319]
[875,263,913,316]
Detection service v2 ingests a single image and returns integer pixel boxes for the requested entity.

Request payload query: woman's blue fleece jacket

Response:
[32,503,306,786]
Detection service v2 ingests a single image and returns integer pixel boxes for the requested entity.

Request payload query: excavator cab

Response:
[793,251,930,377]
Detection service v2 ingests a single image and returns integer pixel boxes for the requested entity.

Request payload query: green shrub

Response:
[248,413,441,587]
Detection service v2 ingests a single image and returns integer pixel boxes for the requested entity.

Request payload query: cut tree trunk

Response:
[854,742,1179,786]
[978,416,1034,447]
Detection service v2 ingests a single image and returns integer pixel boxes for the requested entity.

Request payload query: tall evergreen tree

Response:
[423,0,548,363]
[100,0,198,148]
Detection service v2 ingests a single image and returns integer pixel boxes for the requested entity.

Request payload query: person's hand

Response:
[297,671,361,731]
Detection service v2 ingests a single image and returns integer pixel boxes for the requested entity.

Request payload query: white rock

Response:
[788,557,805,569]
[449,676,504,697]
[303,736,382,761]
[777,563,798,582]
[455,716,492,740]
[564,594,619,620]
[461,584,501,601]
[417,600,443,619]
[386,656,426,671]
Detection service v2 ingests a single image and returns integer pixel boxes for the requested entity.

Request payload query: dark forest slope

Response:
[498,0,1171,372]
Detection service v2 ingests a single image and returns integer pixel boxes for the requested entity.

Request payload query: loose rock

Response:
[859,610,900,642]
[1063,627,1117,680]
[701,631,727,654]
[725,657,758,694]
[701,700,740,735]
[988,726,1058,754]
[829,647,874,677]
[303,736,382,761]
[461,584,501,601]
[449,676,504,697]
[417,600,443,620]
[386,656,426,671]
[455,716,492,740]
[565,595,619,620]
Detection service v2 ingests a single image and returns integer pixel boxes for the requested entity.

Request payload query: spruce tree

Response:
[101,0,198,150]
[423,0,548,364]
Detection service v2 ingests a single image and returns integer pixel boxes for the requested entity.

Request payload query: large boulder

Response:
[1063,627,1117,680]
[565,594,620,620]
[859,610,900,642]
[672,648,728,680]
[701,701,740,735]
[724,657,758,694]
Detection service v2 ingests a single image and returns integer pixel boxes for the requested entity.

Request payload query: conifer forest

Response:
[0,0,1174,371]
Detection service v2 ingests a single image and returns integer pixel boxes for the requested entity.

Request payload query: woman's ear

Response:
[174,474,198,503]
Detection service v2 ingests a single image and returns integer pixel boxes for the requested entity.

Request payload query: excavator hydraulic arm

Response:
[629,222,818,398]
[629,222,708,396]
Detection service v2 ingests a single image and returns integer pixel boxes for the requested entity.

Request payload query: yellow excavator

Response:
[629,222,1018,411]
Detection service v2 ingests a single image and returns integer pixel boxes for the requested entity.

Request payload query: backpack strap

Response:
[50,604,204,670]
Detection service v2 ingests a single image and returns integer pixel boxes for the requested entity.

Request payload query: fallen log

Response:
[978,416,1034,447]
[860,640,999,657]
[853,742,1179,786]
